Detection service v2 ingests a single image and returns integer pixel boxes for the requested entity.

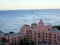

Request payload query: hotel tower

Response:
[0,19,60,45]
[20,19,60,45]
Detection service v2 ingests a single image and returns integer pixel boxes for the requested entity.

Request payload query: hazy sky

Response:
[0,0,60,10]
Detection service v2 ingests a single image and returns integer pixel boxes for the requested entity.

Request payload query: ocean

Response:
[0,9,60,33]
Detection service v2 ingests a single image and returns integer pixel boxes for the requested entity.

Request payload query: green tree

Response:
[9,31,14,34]
[1,37,8,45]
[53,25,60,30]
[31,41,35,45]
[18,38,35,45]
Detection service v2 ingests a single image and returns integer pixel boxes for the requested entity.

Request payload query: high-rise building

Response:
[20,19,60,45]
[0,19,60,45]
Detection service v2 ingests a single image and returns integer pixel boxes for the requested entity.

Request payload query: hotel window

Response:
[46,39,47,41]
[46,35,47,38]
[42,38,45,40]
[12,38,13,43]
[54,40,57,44]
[38,36,40,38]
[35,38,36,43]
[54,34,56,39]
[38,33,40,38]
[48,39,51,44]
[45,33,47,38]
[26,30,32,39]
[14,38,16,42]
[34,31,36,35]
[27,30,32,34]
[38,33,40,35]
[42,33,45,37]
[58,36,60,41]
[43,33,44,34]
[49,33,51,38]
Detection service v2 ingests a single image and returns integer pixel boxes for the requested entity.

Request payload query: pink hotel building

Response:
[0,19,60,45]
[20,19,60,45]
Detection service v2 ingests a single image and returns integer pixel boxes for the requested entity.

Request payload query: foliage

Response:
[1,37,8,45]
[18,38,35,45]
[53,25,60,30]
[9,31,14,34]
[1,37,8,43]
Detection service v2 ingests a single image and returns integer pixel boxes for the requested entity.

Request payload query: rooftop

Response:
[0,32,19,37]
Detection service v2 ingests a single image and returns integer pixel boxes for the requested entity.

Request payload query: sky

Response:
[0,0,60,33]
[0,0,60,10]
[0,10,60,33]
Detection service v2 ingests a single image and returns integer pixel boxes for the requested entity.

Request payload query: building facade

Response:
[20,19,60,45]
[0,19,60,45]
[0,32,21,45]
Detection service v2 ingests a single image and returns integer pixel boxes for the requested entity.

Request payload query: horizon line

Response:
[0,8,60,11]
